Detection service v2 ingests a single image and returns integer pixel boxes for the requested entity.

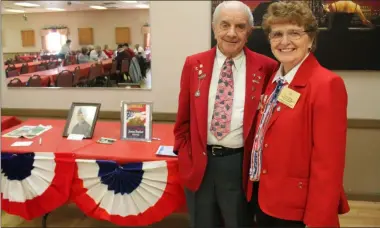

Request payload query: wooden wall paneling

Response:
[78,28,94,45]
[115,27,130,44]
[21,30,35,47]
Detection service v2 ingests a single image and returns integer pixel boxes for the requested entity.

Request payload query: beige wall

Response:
[1,9,149,52]
[1,1,380,119]
[345,128,380,197]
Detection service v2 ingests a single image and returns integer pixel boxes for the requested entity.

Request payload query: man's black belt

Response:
[206,145,244,157]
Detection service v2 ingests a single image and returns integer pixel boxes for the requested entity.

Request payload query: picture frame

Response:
[63,102,101,139]
[211,0,380,70]
[120,101,153,142]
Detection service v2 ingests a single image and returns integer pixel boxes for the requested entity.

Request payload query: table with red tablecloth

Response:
[4,60,60,74]
[1,116,22,131]
[1,119,185,226]
[6,59,113,87]
[18,55,37,62]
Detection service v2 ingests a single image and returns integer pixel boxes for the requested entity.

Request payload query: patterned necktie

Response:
[210,58,234,140]
[249,78,286,181]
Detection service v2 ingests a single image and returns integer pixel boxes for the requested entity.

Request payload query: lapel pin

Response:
[198,73,206,79]
[253,80,260,84]
[277,106,281,112]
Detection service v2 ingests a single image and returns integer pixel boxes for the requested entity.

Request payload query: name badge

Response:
[277,86,300,109]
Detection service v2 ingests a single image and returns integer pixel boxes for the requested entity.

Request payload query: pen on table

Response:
[39,138,42,145]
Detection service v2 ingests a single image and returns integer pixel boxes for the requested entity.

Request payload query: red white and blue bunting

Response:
[1,152,74,220]
[71,159,185,226]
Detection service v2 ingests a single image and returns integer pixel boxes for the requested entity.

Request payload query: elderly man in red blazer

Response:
[173,1,277,227]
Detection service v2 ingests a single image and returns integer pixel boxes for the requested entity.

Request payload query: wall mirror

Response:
[2,1,151,89]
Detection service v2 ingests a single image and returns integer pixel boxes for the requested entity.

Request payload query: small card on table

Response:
[156,146,177,157]
[11,141,33,147]
[97,137,117,144]
[67,134,85,141]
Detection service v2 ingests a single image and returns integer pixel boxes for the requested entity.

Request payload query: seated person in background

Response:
[115,43,132,71]
[323,0,373,26]
[77,47,92,64]
[124,43,135,58]
[113,44,123,59]
[87,45,94,56]
[134,44,146,58]
[71,108,92,137]
[58,40,71,59]
[89,45,109,61]
[103,44,114,58]
[145,46,151,62]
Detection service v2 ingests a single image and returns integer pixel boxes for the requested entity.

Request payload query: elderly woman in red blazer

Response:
[247,1,350,227]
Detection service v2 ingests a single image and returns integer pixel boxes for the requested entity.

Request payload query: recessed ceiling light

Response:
[46,8,65,11]
[122,1,138,3]
[14,2,40,7]
[90,5,107,10]
[6,9,26,13]
[136,4,149,8]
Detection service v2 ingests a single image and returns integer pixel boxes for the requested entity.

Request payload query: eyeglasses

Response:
[268,30,310,42]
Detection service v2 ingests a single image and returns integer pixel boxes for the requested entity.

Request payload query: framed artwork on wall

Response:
[211,0,380,70]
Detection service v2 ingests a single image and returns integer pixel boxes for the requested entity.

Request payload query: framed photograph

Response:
[63,102,101,139]
[120,101,153,142]
[211,0,380,70]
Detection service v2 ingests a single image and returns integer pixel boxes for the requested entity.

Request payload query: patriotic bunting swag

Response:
[1,152,74,220]
[71,159,185,226]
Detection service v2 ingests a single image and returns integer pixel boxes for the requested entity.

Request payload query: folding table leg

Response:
[42,213,50,228]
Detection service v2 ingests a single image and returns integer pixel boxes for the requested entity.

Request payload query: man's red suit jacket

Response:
[246,53,350,227]
[173,46,277,194]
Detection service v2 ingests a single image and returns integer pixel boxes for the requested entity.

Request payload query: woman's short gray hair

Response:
[213,1,254,27]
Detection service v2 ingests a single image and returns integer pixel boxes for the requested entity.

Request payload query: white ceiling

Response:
[1,1,150,14]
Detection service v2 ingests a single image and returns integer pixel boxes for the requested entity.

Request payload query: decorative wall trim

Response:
[2,108,380,128]
[346,193,380,202]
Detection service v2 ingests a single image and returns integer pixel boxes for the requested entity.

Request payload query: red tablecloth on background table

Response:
[19,55,36,62]
[1,119,96,154]
[1,119,185,226]
[4,60,60,74]
[72,122,177,163]
[1,116,22,131]
[5,59,112,87]
[1,119,175,159]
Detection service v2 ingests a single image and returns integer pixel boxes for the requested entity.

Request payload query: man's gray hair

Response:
[212,1,254,27]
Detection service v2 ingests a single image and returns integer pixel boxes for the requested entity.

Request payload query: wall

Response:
[1,9,149,52]
[1,1,379,118]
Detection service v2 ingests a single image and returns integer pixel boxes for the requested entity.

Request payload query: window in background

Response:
[144,33,150,48]
[46,32,67,54]
[147,33,151,47]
